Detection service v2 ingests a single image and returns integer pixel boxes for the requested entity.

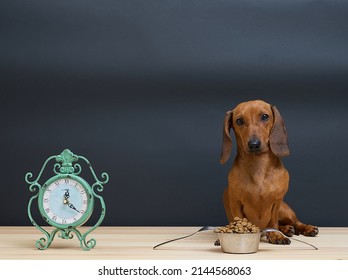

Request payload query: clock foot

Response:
[35,228,59,250]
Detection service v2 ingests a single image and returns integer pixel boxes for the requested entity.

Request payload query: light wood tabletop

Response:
[0,226,347,260]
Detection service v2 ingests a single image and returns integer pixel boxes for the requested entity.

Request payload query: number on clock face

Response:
[42,178,89,225]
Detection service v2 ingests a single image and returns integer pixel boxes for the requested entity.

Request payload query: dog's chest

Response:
[243,181,281,202]
[240,178,286,223]
[230,167,288,199]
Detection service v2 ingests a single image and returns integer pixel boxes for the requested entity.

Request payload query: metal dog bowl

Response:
[218,232,261,254]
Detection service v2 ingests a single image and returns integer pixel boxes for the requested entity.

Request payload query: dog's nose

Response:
[248,138,261,152]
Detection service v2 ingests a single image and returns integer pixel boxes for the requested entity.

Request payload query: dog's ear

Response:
[270,106,290,157]
[220,110,233,164]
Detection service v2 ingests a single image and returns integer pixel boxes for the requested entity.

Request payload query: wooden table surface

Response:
[1,227,347,260]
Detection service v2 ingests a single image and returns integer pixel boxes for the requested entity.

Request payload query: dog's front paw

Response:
[279,225,295,237]
[267,232,291,245]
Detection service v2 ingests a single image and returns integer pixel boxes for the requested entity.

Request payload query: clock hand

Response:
[68,203,80,213]
[64,189,70,199]
[63,189,70,205]
[63,189,80,212]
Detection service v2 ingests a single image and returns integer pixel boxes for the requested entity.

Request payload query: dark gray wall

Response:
[1,1,348,226]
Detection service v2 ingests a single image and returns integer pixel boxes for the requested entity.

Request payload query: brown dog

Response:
[220,100,318,244]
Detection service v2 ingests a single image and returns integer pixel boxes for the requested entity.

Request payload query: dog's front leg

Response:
[267,199,291,245]
[223,188,244,223]
[215,189,244,247]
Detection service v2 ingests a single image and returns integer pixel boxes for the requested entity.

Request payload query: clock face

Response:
[39,175,93,228]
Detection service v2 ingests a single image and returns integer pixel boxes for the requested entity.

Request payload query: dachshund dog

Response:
[220,100,318,244]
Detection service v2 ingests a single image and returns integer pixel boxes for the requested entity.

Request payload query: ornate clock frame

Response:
[25,149,109,251]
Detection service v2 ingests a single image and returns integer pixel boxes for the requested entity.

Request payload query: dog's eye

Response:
[236,118,244,126]
[261,114,269,121]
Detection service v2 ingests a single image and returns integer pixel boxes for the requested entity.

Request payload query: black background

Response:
[1,1,348,227]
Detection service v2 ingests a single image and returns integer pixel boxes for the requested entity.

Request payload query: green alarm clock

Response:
[26,149,109,250]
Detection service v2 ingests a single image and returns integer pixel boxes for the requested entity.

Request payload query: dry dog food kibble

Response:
[215,217,260,234]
